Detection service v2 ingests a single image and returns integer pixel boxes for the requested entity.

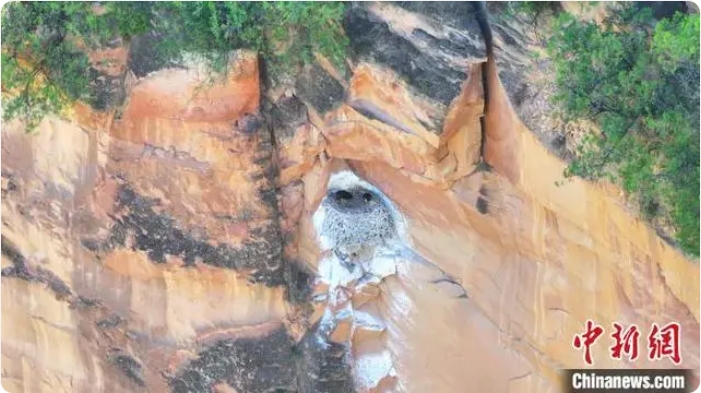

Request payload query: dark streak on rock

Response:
[36,266,72,299]
[1,236,30,279]
[344,5,480,108]
[411,28,473,54]
[110,352,146,387]
[169,326,355,393]
[476,196,489,214]
[97,314,125,329]
[1,237,72,299]
[128,31,183,78]
[283,260,315,305]
[88,67,125,110]
[490,23,520,48]
[69,295,101,310]
[80,238,103,253]
[475,160,492,173]
[295,63,345,114]
[85,185,285,286]
[269,95,309,141]
[1,169,18,196]
[395,1,484,33]
[432,277,470,299]
[169,327,297,393]
[348,98,419,135]
[296,329,355,393]
[141,144,211,173]
[236,113,263,134]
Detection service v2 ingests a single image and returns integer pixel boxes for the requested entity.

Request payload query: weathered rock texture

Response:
[2,2,698,393]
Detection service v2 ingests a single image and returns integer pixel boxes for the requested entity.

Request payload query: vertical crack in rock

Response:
[473,1,494,168]
[260,94,318,305]
[250,95,287,282]
[474,1,494,57]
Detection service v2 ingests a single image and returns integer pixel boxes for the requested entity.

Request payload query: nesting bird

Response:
[320,186,396,263]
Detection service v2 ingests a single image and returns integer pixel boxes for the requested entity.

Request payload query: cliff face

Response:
[1,3,698,393]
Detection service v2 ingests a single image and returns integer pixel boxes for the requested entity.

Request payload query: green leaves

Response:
[104,2,152,39]
[1,2,145,130]
[548,5,700,255]
[652,12,700,72]
[136,2,348,79]
[2,2,93,131]
[2,1,350,130]
[503,1,557,19]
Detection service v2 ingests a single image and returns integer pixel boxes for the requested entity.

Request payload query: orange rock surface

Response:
[1,4,698,393]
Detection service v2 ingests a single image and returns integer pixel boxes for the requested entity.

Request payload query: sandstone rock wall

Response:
[2,2,698,393]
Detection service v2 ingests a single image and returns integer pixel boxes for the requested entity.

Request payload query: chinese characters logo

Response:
[573,320,682,365]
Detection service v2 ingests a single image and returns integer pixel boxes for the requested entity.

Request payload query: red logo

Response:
[610,323,640,361]
[574,321,682,365]
[573,320,604,365]
[648,322,682,365]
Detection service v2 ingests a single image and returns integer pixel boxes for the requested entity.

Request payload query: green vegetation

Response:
[153,2,348,76]
[547,6,699,255]
[2,2,697,255]
[1,1,348,130]
[504,1,560,19]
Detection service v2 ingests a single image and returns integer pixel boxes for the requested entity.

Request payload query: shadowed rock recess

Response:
[1,2,699,393]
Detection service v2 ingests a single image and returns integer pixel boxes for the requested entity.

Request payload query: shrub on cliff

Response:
[1,2,153,129]
[153,2,348,77]
[1,1,348,130]
[503,1,562,20]
[548,6,700,255]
